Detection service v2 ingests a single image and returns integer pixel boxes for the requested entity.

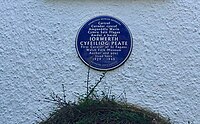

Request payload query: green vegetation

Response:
[39,97,170,124]
[37,70,171,124]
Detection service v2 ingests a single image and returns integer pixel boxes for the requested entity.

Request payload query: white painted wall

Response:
[0,0,200,124]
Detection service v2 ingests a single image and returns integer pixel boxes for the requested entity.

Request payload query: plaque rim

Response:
[75,15,133,71]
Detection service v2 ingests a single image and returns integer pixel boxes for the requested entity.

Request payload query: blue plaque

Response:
[76,16,133,70]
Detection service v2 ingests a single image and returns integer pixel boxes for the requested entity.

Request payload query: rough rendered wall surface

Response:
[0,0,200,124]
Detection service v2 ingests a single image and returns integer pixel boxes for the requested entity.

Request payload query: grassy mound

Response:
[39,97,170,124]
[38,71,171,124]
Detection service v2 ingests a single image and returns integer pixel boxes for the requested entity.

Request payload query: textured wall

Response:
[0,0,200,124]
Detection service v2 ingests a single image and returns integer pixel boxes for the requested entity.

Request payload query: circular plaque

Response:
[76,16,133,71]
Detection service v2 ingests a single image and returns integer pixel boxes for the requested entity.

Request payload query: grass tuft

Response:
[37,69,171,124]
[39,96,170,124]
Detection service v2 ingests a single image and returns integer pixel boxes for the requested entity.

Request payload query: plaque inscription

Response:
[76,16,132,70]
